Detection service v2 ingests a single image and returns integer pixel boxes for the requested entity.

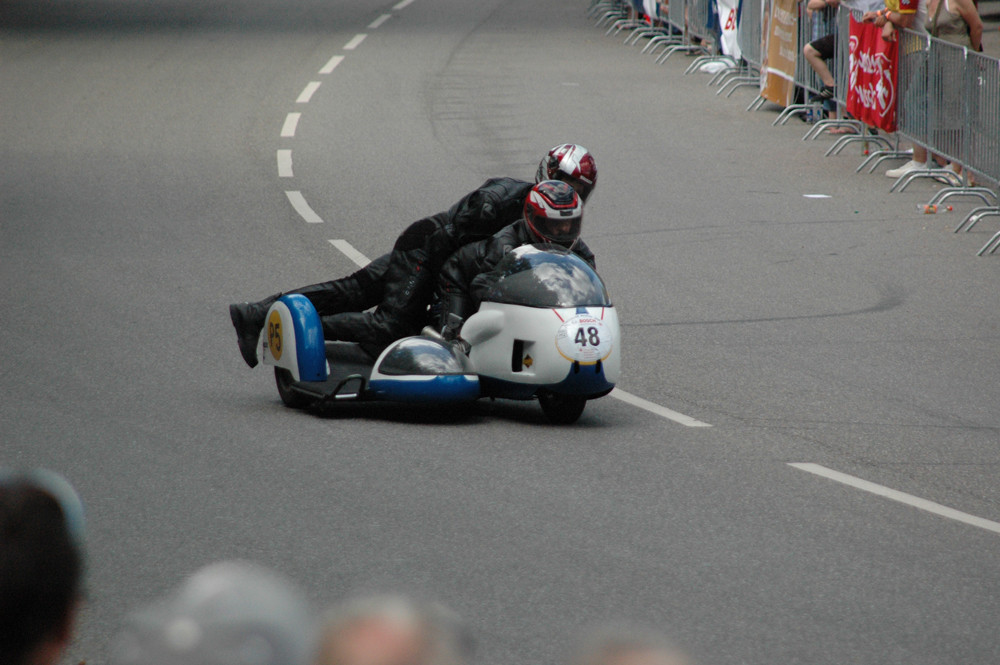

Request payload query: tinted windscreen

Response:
[481,244,611,308]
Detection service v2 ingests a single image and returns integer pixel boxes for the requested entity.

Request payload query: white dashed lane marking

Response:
[328,239,371,268]
[610,389,712,427]
[296,81,322,103]
[319,55,345,74]
[280,112,301,138]
[344,34,367,50]
[789,463,1000,536]
[284,191,323,224]
[278,1,421,221]
[276,150,293,178]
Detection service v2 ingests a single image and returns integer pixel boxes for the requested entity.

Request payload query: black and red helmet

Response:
[523,180,584,249]
[535,144,597,202]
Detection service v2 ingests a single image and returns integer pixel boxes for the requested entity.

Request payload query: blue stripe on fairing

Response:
[368,375,480,403]
[478,365,614,400]
[279,294,327,381]
[549,362,614,396]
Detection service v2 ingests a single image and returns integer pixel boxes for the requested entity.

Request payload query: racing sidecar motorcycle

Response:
[258,244,620,424]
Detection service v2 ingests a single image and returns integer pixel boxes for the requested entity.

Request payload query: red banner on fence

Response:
[846,15,899,132]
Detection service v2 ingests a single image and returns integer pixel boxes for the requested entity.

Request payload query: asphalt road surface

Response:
[2,1,1000,664]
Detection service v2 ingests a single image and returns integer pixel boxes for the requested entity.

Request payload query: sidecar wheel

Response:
[538,391,586,424]
[275,368,313,409]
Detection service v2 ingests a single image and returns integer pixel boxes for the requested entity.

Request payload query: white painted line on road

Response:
[369,14,392,29]
[319,55,345,74]
[611,389,712,427]
[297,81,322,103]
[344,34,367,51]
[393,0,417,9]
[285,191,324,224]
[789,463,1000,536]
[281,112,301,138]
[328,239,371,268]
[277,150,293,178]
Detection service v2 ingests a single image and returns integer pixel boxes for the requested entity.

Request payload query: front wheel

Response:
[538,391,586,424]
[275,368,313,409]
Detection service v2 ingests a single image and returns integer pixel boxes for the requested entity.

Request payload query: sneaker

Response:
[885,159,927,178]
[229,301,270,368]
[809,85,835,102]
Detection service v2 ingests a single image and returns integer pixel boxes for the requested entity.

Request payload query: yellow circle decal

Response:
[267,310,283,361]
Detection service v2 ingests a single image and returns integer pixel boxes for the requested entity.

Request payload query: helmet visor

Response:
[527,211,582,247]
[556,173,594,202]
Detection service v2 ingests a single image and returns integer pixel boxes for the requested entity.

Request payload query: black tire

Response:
[537,391,587,424]
[274,368,313,409]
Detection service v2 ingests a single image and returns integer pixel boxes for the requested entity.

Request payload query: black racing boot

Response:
[228,295,279,368]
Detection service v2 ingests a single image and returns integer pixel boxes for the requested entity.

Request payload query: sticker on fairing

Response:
[266,310,284,361]
[555,313,613,364]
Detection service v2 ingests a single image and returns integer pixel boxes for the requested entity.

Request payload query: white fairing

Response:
[464,302,620,387]
[259,295,329,383]
[259,300,300,378]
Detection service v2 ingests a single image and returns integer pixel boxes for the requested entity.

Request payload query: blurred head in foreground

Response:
[0,469,86,665]
[315,595,472,665]
[110,560,316,665]
[569,623,692,665]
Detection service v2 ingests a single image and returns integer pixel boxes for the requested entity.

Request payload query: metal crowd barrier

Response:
[587,0,1000,253]
[708,0,763,96]
[801,8,878,141]
[890,28,1000,253]
[773,3,839,124]
[686,0,716,49]
[647,0,712,61]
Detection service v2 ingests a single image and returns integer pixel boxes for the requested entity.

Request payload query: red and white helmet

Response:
[535,144,597,202]
[523,180,584,249]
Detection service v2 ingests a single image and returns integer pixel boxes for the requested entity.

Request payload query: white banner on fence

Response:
[717,0,741,59]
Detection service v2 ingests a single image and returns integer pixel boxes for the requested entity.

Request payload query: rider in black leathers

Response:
[229,144,598,363]
[434,180,595,338]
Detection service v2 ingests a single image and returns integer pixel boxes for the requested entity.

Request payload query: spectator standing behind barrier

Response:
[0,469,86,665]
[109,560,317,665]
[928,0,983,48]
[924,0,984,180]
[314,595,473,665]
[860,0,937,177]
[803,0,888,129]
[802,0,841,103]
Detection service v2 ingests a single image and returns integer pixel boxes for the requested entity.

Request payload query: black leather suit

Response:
[289,177,535,355]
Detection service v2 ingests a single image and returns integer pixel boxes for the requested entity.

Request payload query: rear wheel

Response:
[274,368,313,409]
[538,391,586,424]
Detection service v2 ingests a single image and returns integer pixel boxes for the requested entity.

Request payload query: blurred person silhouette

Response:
[109,560,316,665]
[314,594,472,665]
[0,469,86,665]
[568,622,693,665]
